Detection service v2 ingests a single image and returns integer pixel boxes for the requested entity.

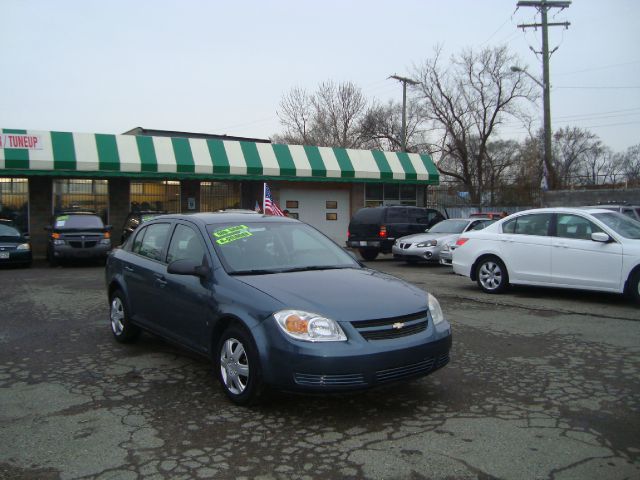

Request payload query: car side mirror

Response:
[167,258,210,278]
[591,232,611,243]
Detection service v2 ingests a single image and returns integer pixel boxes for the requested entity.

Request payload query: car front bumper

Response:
[391,243,442,262]
[253,318,452,392]
[51,244,111,260]
[0,250,32,265]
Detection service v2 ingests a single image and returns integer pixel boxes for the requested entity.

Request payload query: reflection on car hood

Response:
[235,267,427,322]
[397,232,459,243]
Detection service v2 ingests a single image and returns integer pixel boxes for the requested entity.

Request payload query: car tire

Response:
[359,248,379,261]
[109,290,140,343]
[476,256,509,294]
[628,270,640,305]
[216,325,263,405]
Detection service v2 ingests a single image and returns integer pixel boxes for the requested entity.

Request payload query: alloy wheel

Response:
[220,338,250,395]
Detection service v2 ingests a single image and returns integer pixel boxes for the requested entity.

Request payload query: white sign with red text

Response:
[0,133,44,150]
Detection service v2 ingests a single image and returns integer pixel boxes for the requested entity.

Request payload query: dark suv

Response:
[46,212,112,266]
[120,210,167,244]
[347,206,446,260]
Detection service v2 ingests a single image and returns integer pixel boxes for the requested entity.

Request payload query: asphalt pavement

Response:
[0,258,638,480]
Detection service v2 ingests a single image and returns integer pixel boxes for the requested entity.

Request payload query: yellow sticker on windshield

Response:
[213,225,252,245]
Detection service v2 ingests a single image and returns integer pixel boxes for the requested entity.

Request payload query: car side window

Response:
[167,224,205,265]
[469,220,491,231]
[131,226,146,253]
[502,214,552,236]
[556,214,602,240]
[386,208,408,223]
[138,223,171,261]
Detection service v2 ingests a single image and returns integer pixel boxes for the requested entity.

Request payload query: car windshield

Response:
[55,214,104,229]
[209,221,360,274]
[0,224,20,238]
[593,212,640,239]
[426,219,469,234]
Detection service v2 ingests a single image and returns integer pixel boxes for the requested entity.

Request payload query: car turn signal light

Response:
[51,232,61,239]
[104,232,111,239]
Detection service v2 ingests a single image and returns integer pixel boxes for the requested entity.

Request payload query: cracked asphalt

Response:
[0,258,638,480]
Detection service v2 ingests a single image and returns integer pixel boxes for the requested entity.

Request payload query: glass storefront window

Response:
[130,181,181,213]
[53,179,108,222]
[364,183,417,207]
[200,181,241,212]
[0,178,29,233]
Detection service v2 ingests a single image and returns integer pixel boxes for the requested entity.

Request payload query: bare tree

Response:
[618,143,640,186]
[552,127,603,187]
[359,100,431,152]
[274,81,370,148]
[413,45,537,202]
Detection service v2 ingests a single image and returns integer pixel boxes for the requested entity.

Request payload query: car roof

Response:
[149,212,297,226]
[508,207,617,216]
[56,211,99,216]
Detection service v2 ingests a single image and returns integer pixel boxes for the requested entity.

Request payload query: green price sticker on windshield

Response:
[213,225,252,245]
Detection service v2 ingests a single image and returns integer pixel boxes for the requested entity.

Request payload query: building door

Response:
[279,188,350,245]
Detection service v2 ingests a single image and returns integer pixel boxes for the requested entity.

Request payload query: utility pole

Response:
[389,74,420,152]
[516,0,570,189]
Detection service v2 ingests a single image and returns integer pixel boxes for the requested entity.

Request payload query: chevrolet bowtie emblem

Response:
[392,322,405,330]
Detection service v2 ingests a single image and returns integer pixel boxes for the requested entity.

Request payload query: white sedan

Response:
[452,207,640,303]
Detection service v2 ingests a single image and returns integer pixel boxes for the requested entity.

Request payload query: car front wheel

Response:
[476,257,509,294]
[216,325,263,405]
[109,290,140,343]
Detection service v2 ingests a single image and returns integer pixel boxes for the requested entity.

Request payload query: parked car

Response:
[346,206,446,261]
[0,223,32,267]
[106,213,452,405]
[580,204,640,222]
[452,207,640,303]
[392,218,496,263]
[469,212,507,220]
[121,210,167,244]
[46,212,112,266]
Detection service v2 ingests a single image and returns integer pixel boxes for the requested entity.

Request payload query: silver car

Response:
[393,218,495,263]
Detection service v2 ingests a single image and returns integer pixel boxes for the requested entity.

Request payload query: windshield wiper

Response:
[230,269,281,276]
[277,265,350,273]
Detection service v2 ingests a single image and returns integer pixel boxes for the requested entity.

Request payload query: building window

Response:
[0,177,28,233]
[53,179,109,221]
[130,181,181,213]
[326,201,337,209]
[365,183,417,207]
[326,213,337,221]
[200,181,241,211]
[286,200,299,209]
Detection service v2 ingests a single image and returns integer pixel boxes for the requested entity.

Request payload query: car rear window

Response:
[55,215,104,229]
[351,208,384,224]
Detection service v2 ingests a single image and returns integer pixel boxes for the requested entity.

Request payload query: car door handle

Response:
[154,274,167,287]
[124,265,134,272]
[555,242,569,248]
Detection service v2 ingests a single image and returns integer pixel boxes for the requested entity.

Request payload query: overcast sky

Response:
[1,0,638,153]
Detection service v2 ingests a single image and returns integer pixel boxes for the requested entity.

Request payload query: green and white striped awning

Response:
[0,128,439,184]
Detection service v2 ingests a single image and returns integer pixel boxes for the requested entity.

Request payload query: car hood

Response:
[235,267,428,322]
[397,232,459,243]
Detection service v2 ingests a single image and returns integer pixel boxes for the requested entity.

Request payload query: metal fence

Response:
[425,183,541,217]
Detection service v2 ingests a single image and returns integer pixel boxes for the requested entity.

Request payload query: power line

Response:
[555,60,640,76]
[554,85,640,90]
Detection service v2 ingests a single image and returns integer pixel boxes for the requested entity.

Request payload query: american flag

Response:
[263,183,285,216]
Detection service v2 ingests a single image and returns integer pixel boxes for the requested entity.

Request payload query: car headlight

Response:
[427,293,445,325]
[274,310,347,342]
[53,239,65,246]
[16,243,31,251]
[417,240,437,247]
[100,238,111,245]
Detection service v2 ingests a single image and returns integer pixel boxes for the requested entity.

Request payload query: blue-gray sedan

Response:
[106,212,452,405]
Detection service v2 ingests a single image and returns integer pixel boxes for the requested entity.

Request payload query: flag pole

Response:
[262,182,267,214]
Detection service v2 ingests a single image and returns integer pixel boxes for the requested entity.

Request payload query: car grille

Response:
[294,373,366,387]
[69,240,98,248]
[375,352,450,383]
[398,242,412,249]
[351,310,428,341]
